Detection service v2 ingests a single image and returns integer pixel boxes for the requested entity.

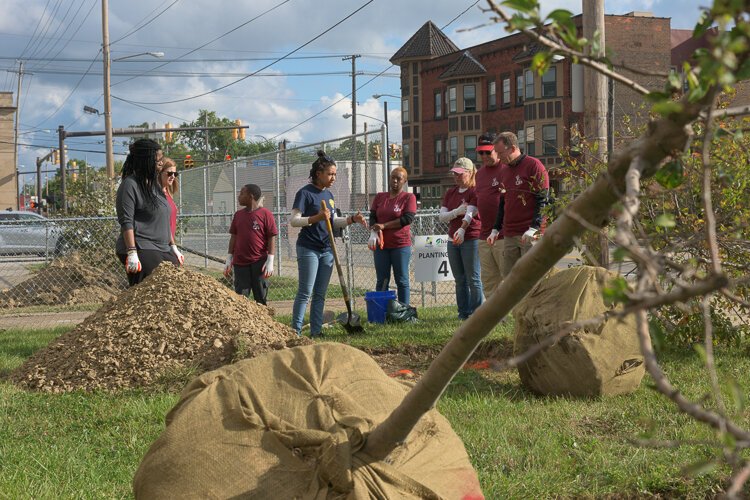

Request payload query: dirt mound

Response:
[0,254,126,308]
[9,263,309,393]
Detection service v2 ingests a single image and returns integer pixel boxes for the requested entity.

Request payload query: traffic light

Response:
[232,126,238,141]
[184,154,194,168]
[237,119,245,140]
[225,154,232,161]
[373,144,381,161]
[53,149,59,165]
[165,122,173,143]
[389,144,397,159]
[71,161,78,181]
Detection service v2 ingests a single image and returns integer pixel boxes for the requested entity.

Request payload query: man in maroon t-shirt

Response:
[487,131,549,276]
[474,132,505,297]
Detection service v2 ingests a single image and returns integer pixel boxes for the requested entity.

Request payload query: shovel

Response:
[321,200,364,334]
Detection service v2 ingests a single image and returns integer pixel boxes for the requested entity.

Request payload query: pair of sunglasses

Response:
[165,171,179,177]
[477,150,494,156]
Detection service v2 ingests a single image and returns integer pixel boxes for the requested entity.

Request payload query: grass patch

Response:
[0,314,748,498]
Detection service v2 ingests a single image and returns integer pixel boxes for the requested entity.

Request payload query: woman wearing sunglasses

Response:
[158,157,180,242]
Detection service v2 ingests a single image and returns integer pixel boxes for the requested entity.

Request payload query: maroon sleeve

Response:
[406,193,417,213]
[265,209,279,236]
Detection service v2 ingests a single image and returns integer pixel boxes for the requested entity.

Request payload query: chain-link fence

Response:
[0,211,459,331]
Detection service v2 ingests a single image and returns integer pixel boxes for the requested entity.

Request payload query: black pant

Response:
[118,249,179,287]
[234,258,269,305]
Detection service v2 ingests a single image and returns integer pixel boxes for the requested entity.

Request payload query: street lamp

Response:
[112,51,165,62]
[342,113,384,125]
[372,93,399,100]
[83,105,101,115]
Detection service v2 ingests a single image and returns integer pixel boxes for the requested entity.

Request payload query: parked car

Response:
[0,210,63,255]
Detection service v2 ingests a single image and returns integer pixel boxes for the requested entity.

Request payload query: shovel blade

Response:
[336,312,364,333]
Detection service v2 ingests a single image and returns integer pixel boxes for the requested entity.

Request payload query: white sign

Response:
[414,235,454,282]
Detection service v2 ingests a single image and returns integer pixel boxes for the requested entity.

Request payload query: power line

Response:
[110,0,292,88]
[0,54,391,63]
[30,0,98,73]
[268,0,478,140]
[110,0,181,45]
[25,67,398,78]
[115,0,374,105]
[110,96,191,122]
[0,138,128,155]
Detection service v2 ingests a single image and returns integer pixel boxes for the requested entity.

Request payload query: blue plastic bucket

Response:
[364,290,396,324]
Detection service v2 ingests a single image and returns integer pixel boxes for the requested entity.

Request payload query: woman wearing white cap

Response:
[439,157,483,320]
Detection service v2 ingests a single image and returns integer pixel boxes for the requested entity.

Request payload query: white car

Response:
[0,211,62,255]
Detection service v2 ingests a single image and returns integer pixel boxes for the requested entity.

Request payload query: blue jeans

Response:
[292,243,334,336]
[447,238,484,319]
[373,246,411,305]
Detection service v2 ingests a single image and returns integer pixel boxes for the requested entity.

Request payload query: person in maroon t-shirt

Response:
[368,167,417,305]
[224,184,278,305]
[439,158,483,320]
[487,131,549,276]
[474,132,505,297]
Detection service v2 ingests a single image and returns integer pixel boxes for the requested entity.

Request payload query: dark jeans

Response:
[373,246,411,305]
[233,258,269,305]
[117,248,179,287]
[447,238,484,319]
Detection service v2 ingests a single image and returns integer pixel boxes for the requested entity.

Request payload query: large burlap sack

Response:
[133,343,483,499]
[513,266,644,397]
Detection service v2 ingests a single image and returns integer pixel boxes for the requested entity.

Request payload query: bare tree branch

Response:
[485,1,651,95]
[634,309,750,442]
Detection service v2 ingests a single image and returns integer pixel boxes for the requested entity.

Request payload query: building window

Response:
[412,95,419,121]
[435,138,444,165]
[502,77,511,106]
[414,141,420,168]
[524,69,534,100]
[516,73,524,105]
[402,99,410,123]
[434,91,442,119]
[542,124,557,155]
[449,136,458,163]
[488,80,496,108]
[526,126,535,156]
[463,85,476,112]
[403,143,410,168]
[542,67,556,98]
[517,129,525,153]
[464,135,477,162]
[448,87,457,114]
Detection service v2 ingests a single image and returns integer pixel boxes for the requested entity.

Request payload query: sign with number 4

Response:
[414,235,454,282]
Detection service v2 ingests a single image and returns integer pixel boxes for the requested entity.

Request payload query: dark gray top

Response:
[115,176,172,254]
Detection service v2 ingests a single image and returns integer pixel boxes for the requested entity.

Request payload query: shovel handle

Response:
[321,201,352,310]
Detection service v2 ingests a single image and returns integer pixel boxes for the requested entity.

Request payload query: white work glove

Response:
[262,255,274,278]
[521,228,539,245]
[171,244,184,265]
[452,202,468,219]
[223,254,233,277]
[453,227,465,245]
[125,249,141,274]
[486,229,500,246]
[367,230,383,251]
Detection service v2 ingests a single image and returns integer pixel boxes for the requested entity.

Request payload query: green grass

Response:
[1,316,748,498]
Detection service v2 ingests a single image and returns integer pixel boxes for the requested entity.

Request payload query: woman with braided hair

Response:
[115,138,184,286]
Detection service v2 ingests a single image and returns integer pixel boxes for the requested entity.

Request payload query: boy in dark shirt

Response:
[224,184,278,305]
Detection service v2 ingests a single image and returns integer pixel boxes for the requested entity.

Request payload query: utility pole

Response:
[204,113,210,165]
[343,55,361,210]
[12,60,25,210]
[59,125,67,214]
[583,0,609,268]
[102,0,115,184]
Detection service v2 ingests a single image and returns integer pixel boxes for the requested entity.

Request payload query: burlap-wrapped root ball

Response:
[134,343,484,499]
[513,266,645,397]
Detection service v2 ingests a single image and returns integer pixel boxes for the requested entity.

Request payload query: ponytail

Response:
[309,150,335,185]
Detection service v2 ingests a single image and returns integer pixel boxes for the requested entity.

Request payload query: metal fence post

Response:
[232,161,237,214]
[203,168,208,268]
[178,174,183,246]
[275,150,282,277]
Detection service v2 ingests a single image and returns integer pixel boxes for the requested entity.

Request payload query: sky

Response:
[1,0,707,184]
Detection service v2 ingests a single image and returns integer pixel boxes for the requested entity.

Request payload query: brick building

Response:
[390,13,673,207]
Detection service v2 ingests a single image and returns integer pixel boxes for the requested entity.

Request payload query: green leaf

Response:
[531,52,551,75]
[654,213,676,228]
[645,91,671,103]
[736,58,750,80]
[693,343,708,365]
[729,379,746,413]
[652,100,684,116]
[602,276,629,305]
[648,317,666,353]
[501,0,538,13]
[693,10,712,38]
[681,459,717,477]
[612,246,628,262]
[654,160,685,189]
[667,71,683,91]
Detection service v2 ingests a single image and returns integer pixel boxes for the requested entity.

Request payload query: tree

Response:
[361,0,750,495]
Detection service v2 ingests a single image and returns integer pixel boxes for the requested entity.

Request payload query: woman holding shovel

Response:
[289,151,367,337]
[368,167,417,305]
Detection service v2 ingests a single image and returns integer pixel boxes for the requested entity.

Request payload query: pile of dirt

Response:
[0,254,126,308]
[9,263,309,393]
